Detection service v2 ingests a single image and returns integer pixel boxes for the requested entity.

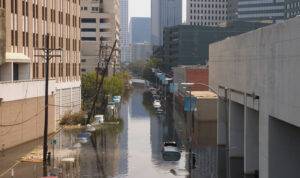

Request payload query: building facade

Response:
[186,0,237,26]
[80,0,120,73]
[151,0,182,46]
[163,22,268,69]
[209,16,300,178]
[130,43,153,62]
[173,65,209,91]
[120,0,130,63]
[0,0,81,150]
[238,0,300,21]
[129,17,151,44]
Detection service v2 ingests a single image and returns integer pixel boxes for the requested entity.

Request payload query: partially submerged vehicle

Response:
[161,141,181,161]
[153,100,161,108]
[77,132,92,144]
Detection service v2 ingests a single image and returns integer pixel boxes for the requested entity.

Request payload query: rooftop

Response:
[191,91,217,99]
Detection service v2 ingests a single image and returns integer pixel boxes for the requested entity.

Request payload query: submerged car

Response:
[156,108,164,114]
[153,100,161,108]
[161,142,181,161]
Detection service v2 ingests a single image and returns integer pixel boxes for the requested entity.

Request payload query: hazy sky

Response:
[128,0,186,23]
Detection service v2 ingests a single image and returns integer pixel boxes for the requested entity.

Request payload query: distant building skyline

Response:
[120,0,130,62]
[151,0,182,46]
[130,43,153,62]
[129,17,151,44]
[186,0,237,26]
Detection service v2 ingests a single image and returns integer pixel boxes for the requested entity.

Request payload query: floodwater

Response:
[1,86,245,178]
[77,87,220,178]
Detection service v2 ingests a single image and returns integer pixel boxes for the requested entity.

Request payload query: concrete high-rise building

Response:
[130,43,153,62]
[0,0,81,150]
[120,0,130,63]
[151,0,182,46]
[80,0,120,73]
[186,0,237,26]
[129,17,151,44]
[238,0,300,21]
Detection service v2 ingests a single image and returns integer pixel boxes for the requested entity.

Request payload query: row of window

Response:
[81,6,104,13]
[190,3,227,9]
[190,21,220,26]
[190,15,226,20]
[81,18,110,23]
[10,0,80,27]
[81,37,111,41]
[11,30,80,51]
[32,62,80,79]
[81,28,110,32]
[190,0,227,4]
[191,9,227,14]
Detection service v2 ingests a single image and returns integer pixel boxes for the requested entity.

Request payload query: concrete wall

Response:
[269,117,300,178]
[0,96,55,150]
[195,98,217,122]
[209,16,300,178]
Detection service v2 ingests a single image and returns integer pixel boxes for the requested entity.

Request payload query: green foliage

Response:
[81,71,129,112]
[81,72,98,111]
[142,57,163,83]
[103,75,124,96]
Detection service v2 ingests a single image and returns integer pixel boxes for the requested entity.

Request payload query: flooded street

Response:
[1,86,221,178]
[77,87,220,178]
[79,87,190,178]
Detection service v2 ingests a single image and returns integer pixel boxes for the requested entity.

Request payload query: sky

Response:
[128,0,186,23]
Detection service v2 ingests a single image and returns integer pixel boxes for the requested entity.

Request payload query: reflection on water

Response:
[77,87,223,178]
[1,87,239,178]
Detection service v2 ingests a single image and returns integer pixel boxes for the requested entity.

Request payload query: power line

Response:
[0,108,45,127]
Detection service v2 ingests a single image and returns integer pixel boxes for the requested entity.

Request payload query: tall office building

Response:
[81,0,120,73]
[186,0,237,26]
[130,43,153,62]
[238,0,300,21]
[151,0,182,46]
[120,0,130,63]
[0,0,81,150]
[129,17,151,44]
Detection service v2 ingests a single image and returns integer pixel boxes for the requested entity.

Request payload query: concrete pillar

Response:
[259,111,269,178]
[269,117,300,178]
[228,100,244,178]
[244,107,259,175]
[229,101,244,158]
[217,98,227,145]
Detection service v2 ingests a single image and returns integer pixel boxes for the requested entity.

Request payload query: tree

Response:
[82,71,129,112]
[81,72,98,111]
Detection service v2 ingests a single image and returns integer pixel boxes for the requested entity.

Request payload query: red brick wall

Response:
[186,68,209,91]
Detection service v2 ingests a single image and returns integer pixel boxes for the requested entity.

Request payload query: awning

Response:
[6,52,31,63]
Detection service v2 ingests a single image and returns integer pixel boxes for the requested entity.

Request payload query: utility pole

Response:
[88,40,117,123]
[35,33,62,176]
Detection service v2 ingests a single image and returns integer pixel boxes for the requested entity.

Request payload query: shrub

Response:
[60,111,86,125]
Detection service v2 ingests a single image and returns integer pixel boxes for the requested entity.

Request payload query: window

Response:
[81,37,96,41]
[81,28,96,32]
[81,18,96,23]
